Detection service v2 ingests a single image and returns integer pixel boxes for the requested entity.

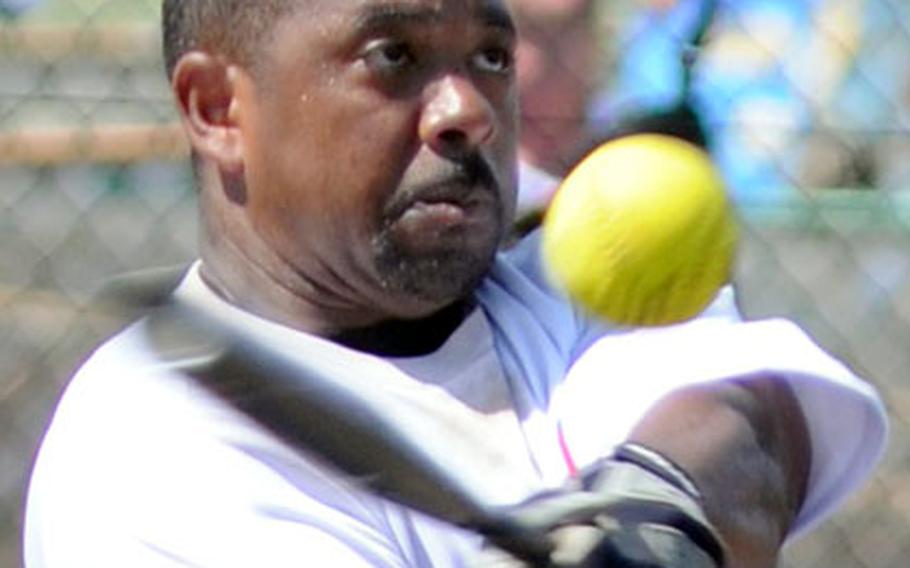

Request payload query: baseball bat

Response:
[101,270,554,564]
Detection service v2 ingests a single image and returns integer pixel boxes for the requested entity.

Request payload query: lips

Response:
[400,200,470,227]
[404,186,491,227]
[388,177,496,223]
[380,184,498,254]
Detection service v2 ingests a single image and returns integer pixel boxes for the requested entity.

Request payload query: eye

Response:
[473,45,513,74]
[363,40,415,73]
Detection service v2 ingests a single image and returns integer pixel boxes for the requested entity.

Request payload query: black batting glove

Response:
[473,443,726,567]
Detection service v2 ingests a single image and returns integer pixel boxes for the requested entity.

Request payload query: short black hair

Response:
[161,0,296,79]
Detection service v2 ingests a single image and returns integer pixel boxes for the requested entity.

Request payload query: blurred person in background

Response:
[509,0,711,223]
[513,0,906,205]
[512,0,602,177]
[509,0,603,223]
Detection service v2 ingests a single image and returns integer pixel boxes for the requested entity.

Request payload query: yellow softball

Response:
[541,134,737,326]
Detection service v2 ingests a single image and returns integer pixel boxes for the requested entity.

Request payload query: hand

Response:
[471,443,726,567]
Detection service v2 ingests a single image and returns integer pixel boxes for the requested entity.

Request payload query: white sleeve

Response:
[552,316,888,538]
[24,334,410,568]
[26,413,408,568]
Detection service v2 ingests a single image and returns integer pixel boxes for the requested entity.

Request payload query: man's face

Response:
[236,0,518,320]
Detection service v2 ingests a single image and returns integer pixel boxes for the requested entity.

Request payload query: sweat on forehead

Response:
[161,0,298,78]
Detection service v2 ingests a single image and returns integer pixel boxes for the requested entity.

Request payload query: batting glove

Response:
[474,443,726,567]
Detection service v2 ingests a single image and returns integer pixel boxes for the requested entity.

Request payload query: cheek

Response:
[341,107,422,206]
[240,121,325,249]
[301,119,420,244]
[245,81,422,239]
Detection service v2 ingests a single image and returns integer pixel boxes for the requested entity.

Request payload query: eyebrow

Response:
[353,2,517,37]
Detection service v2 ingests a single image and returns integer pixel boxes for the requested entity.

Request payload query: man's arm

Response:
[627,376,811,568]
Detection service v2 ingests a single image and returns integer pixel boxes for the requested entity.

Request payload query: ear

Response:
[172,52,249,174]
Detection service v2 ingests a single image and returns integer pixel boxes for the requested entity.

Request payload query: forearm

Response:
[626,376,811,568]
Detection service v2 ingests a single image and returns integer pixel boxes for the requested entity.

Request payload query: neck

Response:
[198,220,475,356]
[330,298,476,357]
[201,252,475,356]
[200,252,474,355]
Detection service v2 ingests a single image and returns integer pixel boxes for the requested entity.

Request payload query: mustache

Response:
[386,154,501,217]
[444,153,499,192]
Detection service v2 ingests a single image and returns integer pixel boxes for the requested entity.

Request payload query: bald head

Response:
[161,0,297,79]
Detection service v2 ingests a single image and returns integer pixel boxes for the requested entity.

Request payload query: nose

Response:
[419,74,496,156]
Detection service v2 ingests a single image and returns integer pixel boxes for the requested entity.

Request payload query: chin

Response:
[375,242,497,306]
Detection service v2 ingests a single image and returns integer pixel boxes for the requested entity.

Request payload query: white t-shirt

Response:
[24,232,887,567]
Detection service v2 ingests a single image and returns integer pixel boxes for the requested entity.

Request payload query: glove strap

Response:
[611,442,703,502]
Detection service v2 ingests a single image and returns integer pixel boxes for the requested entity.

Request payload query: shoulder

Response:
[24,322,404,567]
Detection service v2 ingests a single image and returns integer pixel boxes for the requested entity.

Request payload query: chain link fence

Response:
[2,1,909,566]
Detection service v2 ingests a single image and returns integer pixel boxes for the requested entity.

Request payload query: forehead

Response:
[298,0,515,31]
[249,0,517,76]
